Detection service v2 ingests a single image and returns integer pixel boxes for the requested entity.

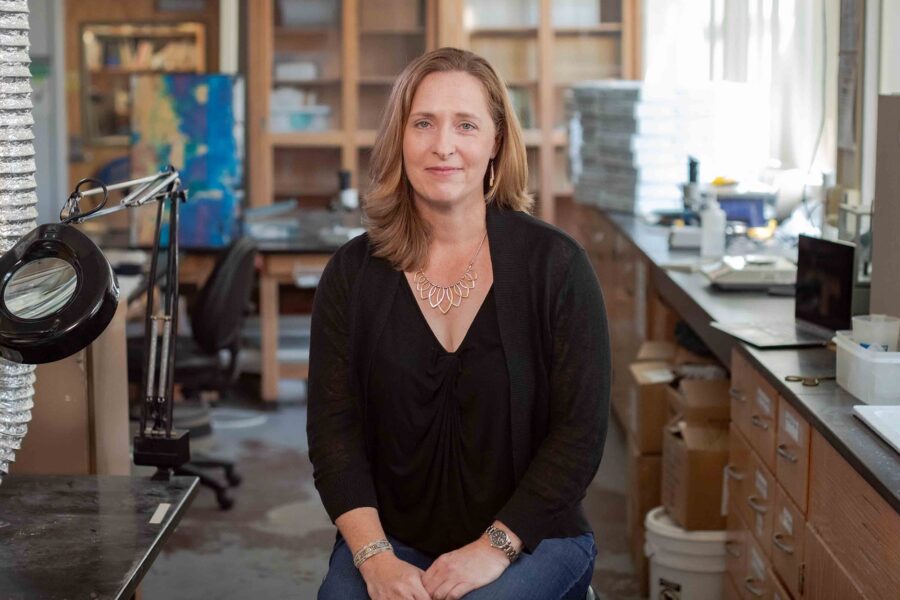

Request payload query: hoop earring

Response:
[489,160,495,188]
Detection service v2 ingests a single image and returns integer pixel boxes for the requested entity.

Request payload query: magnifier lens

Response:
[3,257,78,320]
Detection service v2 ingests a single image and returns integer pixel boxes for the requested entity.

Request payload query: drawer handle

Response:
[744,577,765,598]
[750,414,770,430]
[773,532,795,555]
[725,541,742,557]
[777,443,798,464]
[729,387,746,402]
[747,495,768,514]
[725,464,745,481]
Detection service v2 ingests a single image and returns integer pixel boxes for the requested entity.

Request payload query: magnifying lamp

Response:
[0,166,191,476]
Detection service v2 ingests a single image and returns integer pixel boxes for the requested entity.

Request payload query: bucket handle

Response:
[725,540,742,558]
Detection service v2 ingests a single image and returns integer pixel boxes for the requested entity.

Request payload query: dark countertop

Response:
[0,474,198,599]
[600,210,900,514]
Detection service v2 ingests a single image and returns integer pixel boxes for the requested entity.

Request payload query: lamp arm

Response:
[136,172,185,440]
[60,168,181,224]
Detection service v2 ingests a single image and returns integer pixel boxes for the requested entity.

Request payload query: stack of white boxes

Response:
[569,81,709,216]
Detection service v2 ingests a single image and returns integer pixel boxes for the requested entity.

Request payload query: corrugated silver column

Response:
[0,0,37,484]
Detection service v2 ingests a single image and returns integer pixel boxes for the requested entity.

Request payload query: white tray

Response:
[853,405,900,454]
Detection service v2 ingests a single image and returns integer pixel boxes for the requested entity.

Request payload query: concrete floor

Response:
[142,379,646,599]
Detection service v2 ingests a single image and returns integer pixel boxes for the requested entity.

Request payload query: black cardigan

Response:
[307,205,611,551]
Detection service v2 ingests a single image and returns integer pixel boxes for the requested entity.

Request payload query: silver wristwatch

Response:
[485,525,519,563]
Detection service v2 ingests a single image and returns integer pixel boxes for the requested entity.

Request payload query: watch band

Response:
[485,525,520,563]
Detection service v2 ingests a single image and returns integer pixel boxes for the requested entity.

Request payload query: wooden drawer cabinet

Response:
[743,535,778,599]
[771,483,804,599]
[772,572,792,600]
[729,349,753,428]
[726,499,750,587]
[727,424,752,523]
[724,574,743,600]
[745,375,778,470]
[809,431,900,599]
[775,395,811,513]
[730,350,778,469]
[804,523,865,600]
[745,447,775,558]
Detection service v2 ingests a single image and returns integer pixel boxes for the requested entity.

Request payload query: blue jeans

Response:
[318,532,596,600]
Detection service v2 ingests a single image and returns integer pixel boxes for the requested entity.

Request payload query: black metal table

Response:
[0,474,198,599]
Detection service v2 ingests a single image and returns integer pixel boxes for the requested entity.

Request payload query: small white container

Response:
[834,331,900,405]
[852,314,900,352]
[644,506,727,600]
[269,105,331,133]
[700,199,727,259]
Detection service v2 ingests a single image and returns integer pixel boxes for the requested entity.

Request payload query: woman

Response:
[308,47,610,600]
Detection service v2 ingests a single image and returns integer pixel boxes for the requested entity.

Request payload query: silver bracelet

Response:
[352,539,393,569]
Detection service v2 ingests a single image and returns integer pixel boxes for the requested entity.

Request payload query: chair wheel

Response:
[225,469,242,487]
[216,490,235,510]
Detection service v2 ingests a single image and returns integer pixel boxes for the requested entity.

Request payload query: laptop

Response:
[710,235,856,348]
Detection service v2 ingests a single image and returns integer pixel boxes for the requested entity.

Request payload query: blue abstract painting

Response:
[131,74,241,248]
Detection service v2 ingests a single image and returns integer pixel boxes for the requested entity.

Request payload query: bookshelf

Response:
[448,0,642,222]
[79,23,206,146]
[248,0,436,209]
[248,0,641,222]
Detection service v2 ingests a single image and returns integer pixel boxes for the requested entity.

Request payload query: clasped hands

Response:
[360,535,513,600]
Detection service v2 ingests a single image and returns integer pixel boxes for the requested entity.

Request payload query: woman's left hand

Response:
[421,537,510,600]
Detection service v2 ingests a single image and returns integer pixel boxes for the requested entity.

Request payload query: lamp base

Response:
[133,430,191,469]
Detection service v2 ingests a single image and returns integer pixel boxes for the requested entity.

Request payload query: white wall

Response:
[881,0,900,93]
[29,0,67,224]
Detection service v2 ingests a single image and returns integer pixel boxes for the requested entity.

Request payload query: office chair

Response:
[128,237,258,509]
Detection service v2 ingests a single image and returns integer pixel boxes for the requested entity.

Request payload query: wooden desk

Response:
[258,251,331,401]
[0,474,198,599]
[180,246,334,403]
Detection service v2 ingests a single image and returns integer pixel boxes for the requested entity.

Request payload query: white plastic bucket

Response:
[644,506,727,600]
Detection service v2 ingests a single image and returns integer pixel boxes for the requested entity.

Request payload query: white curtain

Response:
[643,0,839,183]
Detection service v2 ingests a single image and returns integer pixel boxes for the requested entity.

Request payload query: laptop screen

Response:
[795,235,855,332]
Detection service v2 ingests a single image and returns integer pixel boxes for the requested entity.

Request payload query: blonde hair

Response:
[363,47,532,271]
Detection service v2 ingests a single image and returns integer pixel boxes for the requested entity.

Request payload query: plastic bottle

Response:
[700,197,727,259]
[338,170,358,211]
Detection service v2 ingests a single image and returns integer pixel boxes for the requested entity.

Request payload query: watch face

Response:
[488,528,508,547]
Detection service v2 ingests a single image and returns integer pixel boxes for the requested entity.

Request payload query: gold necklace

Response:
[414,231,488,315]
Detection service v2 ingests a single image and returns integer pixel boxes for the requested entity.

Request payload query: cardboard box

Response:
[673,344,722,368]
[627,361,675,454]
[635,340,677,363]
[14,300,130,476]
[619,341,675,429]
[661,417,730,530]
[673,345,728,380]
[666,378,731,426]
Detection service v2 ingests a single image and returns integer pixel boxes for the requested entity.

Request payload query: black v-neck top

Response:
[308,206,611,552]
[368,281,513,556]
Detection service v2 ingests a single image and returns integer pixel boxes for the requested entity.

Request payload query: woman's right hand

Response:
[359,552,431,600]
